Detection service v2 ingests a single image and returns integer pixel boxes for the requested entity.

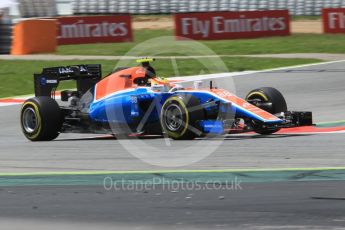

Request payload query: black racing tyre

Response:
[160,94,204,140]
[20,97,62,141]
[245,87,287,114]
[245,87,287,135]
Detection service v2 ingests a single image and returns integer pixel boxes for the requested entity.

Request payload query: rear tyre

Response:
[21,97,62,141]
[245,87,287,135]
[160,94,204,140]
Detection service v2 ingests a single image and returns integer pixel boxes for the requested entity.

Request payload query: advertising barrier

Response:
[56,15,133,45]
[174,10,290,40]
[322,8,345,33]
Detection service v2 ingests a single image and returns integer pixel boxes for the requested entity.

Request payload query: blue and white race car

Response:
[20,59,312,141]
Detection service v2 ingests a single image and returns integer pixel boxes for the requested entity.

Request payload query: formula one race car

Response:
[20,58,312,141]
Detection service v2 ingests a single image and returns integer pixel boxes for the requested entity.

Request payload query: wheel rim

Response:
[22,107,38,133]
[247,93,274,114]
[164,103,183,132]
[248,95,266,103]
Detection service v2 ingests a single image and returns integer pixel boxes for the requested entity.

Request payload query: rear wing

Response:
[34,64,102,97]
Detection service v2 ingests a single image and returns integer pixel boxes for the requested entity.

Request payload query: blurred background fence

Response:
[71,0,345,16]
[17,0,57,17]
[5,0,345,18]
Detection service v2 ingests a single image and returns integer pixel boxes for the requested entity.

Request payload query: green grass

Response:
[57,30,345,56]
[0,57,321,98]
[291,16,321,21]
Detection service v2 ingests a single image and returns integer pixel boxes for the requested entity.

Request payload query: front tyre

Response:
[160,95,204,140]
[21,97,62,141]
[246,87,287,135]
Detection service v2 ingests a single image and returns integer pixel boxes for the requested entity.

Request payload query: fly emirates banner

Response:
[57,15,133,45]
[174,10,290,40]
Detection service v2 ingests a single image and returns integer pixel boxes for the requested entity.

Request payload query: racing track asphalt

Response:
[1,61,345,229]
[0,181,345,229]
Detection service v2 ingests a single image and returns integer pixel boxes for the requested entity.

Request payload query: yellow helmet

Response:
[136,57,155,63]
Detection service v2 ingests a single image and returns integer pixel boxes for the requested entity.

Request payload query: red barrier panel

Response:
[57,15,133,45]
[322,8,345,33]
[174,10,290,40]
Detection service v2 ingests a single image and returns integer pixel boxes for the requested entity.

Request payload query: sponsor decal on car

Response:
[40,77,58,86]
[58,67,75,75]
[174,10,290,40]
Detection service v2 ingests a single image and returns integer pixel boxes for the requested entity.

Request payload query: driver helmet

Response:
[136,57,156,78]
